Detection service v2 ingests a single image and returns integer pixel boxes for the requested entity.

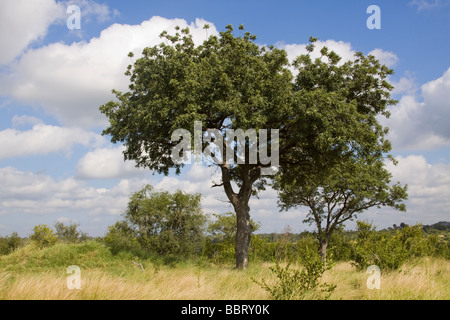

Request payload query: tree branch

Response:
[211,182,224,188]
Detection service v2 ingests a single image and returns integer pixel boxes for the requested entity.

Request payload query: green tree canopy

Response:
[274,38,408,261]
[100,26,404,269]
[54,221,87,243]
[121,185,207,256]
[276,158,407,261]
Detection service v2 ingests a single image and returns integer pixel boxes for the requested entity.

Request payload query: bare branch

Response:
[131,261,145,272]
[211,182,224,188]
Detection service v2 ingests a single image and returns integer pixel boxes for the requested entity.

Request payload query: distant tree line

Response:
[1,185,449,271]
[0,221,89,255]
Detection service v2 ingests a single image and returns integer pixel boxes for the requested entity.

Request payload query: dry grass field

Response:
[0,241,448,300]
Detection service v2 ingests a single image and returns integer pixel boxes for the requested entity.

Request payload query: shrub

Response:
[203,212,261,264]
[250,234,275,262]
[293,234,319,262]
[328,227,353,261]
[104,221,142,256]
[202,212,236,263]
[351,221,423,271]
[54,221,88,243]
[117,185,207,257]
[0,232,24,255]
[30,224,58,248]
[394,224,427,257]
[253,248,336,300]
[425,234,450,259]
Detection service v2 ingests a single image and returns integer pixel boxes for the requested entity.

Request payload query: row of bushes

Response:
[0,222,89,255]
[203,220,450,271]
[2,216,449,273]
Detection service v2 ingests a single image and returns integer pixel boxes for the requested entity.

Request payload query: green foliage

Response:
[270,228,296,263]
[203,212,260,264]
[207,212,238,242]
[352,221,393,271]
[104,221,143,256]
[54,221,88,243]
[0,240,120,273]
[425,234,450,259]
[395,224,427,257]
[100,24,293,176]
[250,233,300,263]
[30,224,58,248]
[0,232,24,255]
[253,248,336,300]
[116,185,207,257]
[202,213,235,264]
[99,24,407,269]
[327,227,354,261]
[249,234,274,262]
[292,233,319,261]
[351,221,431,272]
[273,37,407,262]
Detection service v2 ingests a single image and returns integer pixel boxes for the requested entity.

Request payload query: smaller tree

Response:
[0,232,23,255]
[352,220,412,271]
[276,159,407,261]
[104,221,141,255]
[54,221,87,243]
[121,185,207,256]
[30,224,58,248]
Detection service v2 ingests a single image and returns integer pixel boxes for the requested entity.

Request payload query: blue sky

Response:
[0,0,449,237]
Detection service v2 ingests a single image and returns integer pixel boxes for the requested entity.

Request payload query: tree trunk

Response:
[235,201,252,269]
[219,164,258,270]
[319,239,328,262]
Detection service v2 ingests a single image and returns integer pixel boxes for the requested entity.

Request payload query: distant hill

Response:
[424,221,450,231]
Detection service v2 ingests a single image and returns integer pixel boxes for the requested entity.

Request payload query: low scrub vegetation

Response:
[0,240,448,300]
[1,186,449,300]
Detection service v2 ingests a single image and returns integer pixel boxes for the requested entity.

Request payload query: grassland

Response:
[0,240,448,300]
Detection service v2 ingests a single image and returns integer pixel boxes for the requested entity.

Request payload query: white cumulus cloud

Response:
[76,146,146,179]
[369,48,399,68]
[380,155,450,225]
[0,166,148,216]
[0,16,218,128]
[0,0,65,65]
[0,123,105,159]
[0,0,117,66]
[383,67,450,151]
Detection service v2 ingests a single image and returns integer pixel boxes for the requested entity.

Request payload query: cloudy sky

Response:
[0,0,449,237]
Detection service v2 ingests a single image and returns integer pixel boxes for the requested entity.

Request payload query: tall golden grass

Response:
[0,258,448,300]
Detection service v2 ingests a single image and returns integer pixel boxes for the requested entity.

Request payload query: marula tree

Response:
[100,25,405,269]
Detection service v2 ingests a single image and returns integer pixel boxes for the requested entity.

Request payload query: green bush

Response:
[203,212,261,264]
[104,221,143,256]
[328,227,353,261]
[0,232,24,255]
[112,185,207,257]
[395,224,427,257]
[54,221,88,243]
[371,234,408,271]
[253,248,335,300]
[293,234,319,262]
[425,234,450,259]
[202,212,236,264]
[30,224,58,248]
[203,239,235,264]
[351,221,431,272]
[250,234,276,262]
